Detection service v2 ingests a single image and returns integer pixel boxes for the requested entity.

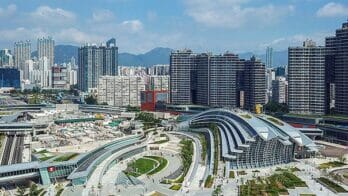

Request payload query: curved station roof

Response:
[179,109,317,160]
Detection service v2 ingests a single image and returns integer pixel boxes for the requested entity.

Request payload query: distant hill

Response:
[119,47,173,66]
[32,45,173,66]
[54,45,79,64]
[32,45,287,67]
[31,45,79,64]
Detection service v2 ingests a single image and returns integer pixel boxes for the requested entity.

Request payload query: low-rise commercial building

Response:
[0,68,21,89]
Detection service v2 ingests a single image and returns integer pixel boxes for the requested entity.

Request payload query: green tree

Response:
[264,101,289,115]
[85,95,98,105]
[28,183,45,196]
[15,187,25,196]
[339,155,346,163]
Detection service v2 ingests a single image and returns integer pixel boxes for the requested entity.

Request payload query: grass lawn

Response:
[34,149,49,154]
[125,158,158,177]
[240,114,252,119]
[319,161,346,170]
[267,117,284,126]
[39,156,55,161]
[169,184,181,191]
[145,156,168,175]
[54,153,79,162]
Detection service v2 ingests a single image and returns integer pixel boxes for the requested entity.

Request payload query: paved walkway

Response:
[101,152,180,195]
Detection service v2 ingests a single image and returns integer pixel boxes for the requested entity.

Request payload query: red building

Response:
[141,90,168,111]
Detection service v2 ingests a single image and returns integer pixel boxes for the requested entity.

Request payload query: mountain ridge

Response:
[32,45,287,67]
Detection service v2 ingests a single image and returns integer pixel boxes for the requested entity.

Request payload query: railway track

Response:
[11,135,24,164]
[1,135,14,165]
[0,134,24,165]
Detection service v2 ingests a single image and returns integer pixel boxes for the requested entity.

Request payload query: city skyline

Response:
[0,0,347,54]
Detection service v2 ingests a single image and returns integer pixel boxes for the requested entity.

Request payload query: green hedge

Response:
[169,184,181,191]
[267,117,284,126]
[229,171,235,178]
[204,175,214,188]
[318,177,347,193]
[180,139,193,177]
[319,161,346,170]
[199,134,207,162]
[209,124,220,175]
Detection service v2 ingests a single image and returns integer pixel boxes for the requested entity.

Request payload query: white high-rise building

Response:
[70,57,76,68]
[0,49,14,67]
[147,64,170,75]
[29,69,41,85]
[14,40,31,70]
[265,68,275,103]
[266,47,273,68]
[78,38,118,92]
[68,69,78,86]
[39,57,52,88]
[148,75,170,91]
[98,76,145,107]
[288,40,326,115]
[38,37,55,67]
[272,76,288,104]
[24,60,34,80]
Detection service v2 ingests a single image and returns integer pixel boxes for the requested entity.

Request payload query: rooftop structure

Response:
[0,134,145,186]
[179,109,317,169]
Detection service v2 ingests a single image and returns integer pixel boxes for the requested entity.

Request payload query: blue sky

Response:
[0,0,347,54]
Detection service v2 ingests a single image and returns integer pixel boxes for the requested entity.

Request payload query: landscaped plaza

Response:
[1,105,348,196]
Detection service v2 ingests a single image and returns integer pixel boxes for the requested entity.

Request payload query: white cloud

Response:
[55,28,105,44]
[0,27,47,43]
[0,4,17,17]
[184,0,294,28]
[121,20,143,33]
[30,6,76,27]
[0,27,105,47]
[316,2,348,17]
[258,32,328,51]
[91,9,115,23]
